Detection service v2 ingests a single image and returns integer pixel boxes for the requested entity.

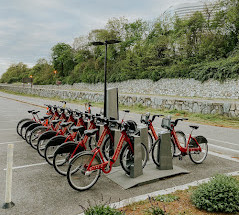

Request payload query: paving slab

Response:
[107,163,189,189]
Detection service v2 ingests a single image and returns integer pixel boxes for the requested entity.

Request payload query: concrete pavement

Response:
[0,91,238,215]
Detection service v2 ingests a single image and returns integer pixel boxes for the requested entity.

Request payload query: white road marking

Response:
[209,143,239,153]
[0,128,15,131]
[3,162,47,170]
[207,138,238,146]
[154,126,239,147]
[0,140,24,145]
[208,151,239,162]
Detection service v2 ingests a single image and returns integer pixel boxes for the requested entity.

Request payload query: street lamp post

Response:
[54,70,57,84]
[91,40,121,117]
[29,75,33,89]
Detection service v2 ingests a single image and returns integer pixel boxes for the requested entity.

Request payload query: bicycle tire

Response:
[189,136,208,164]
[151,139,161,167]
[53,142,84,176]
[88,133,100,150]
[20,120,35,140]
[172,130,186,157]
[101,136,114,161]
[151,137,175,167]
[25,123,41,144]
[148,132,153,153]
[120,142,148,175]
[29,126,48,149]
[44,136,67,165]
[37,131,57,157]
[67,151,101,191]
[16,118,31,136]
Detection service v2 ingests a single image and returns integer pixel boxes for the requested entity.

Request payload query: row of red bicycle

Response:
[16,101,208,191]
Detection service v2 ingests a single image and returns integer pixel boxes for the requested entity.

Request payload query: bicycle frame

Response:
[70,120,97,158]
[86,129,133,174]
[148,121,158,140]
[171,129,202,154]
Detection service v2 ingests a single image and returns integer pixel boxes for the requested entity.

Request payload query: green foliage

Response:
[1,62,30,83]
[2,0,239,84]
[191,174,239,213]
[144,206,166,215]
[144,197,168,215]
[155,194,179,202]
[84,205,124,215]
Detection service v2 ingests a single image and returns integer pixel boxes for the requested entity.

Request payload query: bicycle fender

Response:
[55,142,84,155]
[22,120,35,128]
[27,122,42,131]
[38,130,57,142]
[46,135,66,147]
[194,136,208,144]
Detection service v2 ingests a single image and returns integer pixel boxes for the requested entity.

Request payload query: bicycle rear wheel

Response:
[189,137,208,164]
[67,151,101,191]
[120,142,148,175]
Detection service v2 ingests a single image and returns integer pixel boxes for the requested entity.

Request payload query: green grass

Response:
[1,88,239,129]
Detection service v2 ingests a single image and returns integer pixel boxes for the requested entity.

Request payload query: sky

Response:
[0,0,200,77]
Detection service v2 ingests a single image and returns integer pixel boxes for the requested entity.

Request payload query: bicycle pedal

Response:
[179,155,183,161]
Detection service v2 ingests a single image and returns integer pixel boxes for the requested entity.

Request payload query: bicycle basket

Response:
[140,112,150,124]
[161,117,171,129]
[126,120,137,132]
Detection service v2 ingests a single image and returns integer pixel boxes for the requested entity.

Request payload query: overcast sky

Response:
[0,0,200,77]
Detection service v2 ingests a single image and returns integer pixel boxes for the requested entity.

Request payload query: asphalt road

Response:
[0,91,238,215]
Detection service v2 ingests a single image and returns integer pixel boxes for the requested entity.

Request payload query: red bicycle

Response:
[29,106,65,149]
[152,116,208,166]
[52,115,113,176]
[36,108,76,157]
[140,112,186,156]
[44,111,89,165]
[66,121,148,191]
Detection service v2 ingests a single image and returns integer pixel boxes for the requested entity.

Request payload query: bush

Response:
[191,174,239,213]
[84,205,124,215]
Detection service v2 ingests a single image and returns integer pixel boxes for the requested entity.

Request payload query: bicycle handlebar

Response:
[172,118,188,127]
[151,114,164,122]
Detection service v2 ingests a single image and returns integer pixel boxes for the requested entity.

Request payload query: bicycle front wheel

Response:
[67,151,101,191]
[148,132,153,153]
[30,126,48,149]
[16,118,31,136]
[151,138,175,167]
[120,142,148,175]
[189,137,208,164]
[173,131,186,157]
[102,136,114,161]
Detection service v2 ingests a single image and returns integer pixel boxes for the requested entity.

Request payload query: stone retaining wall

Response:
[22,79,239,100]
[1,84,239,117]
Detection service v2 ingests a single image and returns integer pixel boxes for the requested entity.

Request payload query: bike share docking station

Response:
[104,88,189,189]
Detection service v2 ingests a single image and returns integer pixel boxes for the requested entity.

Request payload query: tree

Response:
[51,43,75,77]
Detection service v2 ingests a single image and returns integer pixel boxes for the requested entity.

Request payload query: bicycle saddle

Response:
[189,125,199,130]
[60,122,73,127]
[84,128,99,136]
[51,119,62,126]
[70,125,85,133]
[43,115,51,120]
